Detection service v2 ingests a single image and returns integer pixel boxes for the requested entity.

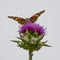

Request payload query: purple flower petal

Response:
[19,22,46,36]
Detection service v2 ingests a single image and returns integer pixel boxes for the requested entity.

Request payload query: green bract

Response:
[12,30,50,51]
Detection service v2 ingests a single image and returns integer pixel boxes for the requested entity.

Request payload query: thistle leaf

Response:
[11,40,20,43]
[36,34,45,45]
[41,41,51,47]
[17,37,29,44]
[33,31,38,37]
[42,43,51,47]
[25,30,32,39]
[42,40,48,44]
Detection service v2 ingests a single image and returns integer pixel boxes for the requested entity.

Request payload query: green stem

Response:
[29,50,33,60]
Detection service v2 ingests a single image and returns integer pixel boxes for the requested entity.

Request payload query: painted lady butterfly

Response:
[8,10,45,25]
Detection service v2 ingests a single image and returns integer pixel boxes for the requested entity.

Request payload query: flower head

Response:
[19,22,46,36]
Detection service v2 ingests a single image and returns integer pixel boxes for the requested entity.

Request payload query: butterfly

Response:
[8,10,45,25]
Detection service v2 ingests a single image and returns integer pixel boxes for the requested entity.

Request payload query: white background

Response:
[0,0,60,60]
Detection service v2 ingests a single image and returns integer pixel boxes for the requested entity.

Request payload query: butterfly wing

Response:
[29,10,45,23]
[8,16,26,25]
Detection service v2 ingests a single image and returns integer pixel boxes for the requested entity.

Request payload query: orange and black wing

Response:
[8,16,26,25]
[29,10,45,23]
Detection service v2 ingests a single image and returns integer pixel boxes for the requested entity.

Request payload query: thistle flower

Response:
[12,22,50,60]
[19,22,46,36]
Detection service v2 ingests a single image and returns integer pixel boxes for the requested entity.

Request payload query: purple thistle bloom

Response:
[19,22,46,36]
